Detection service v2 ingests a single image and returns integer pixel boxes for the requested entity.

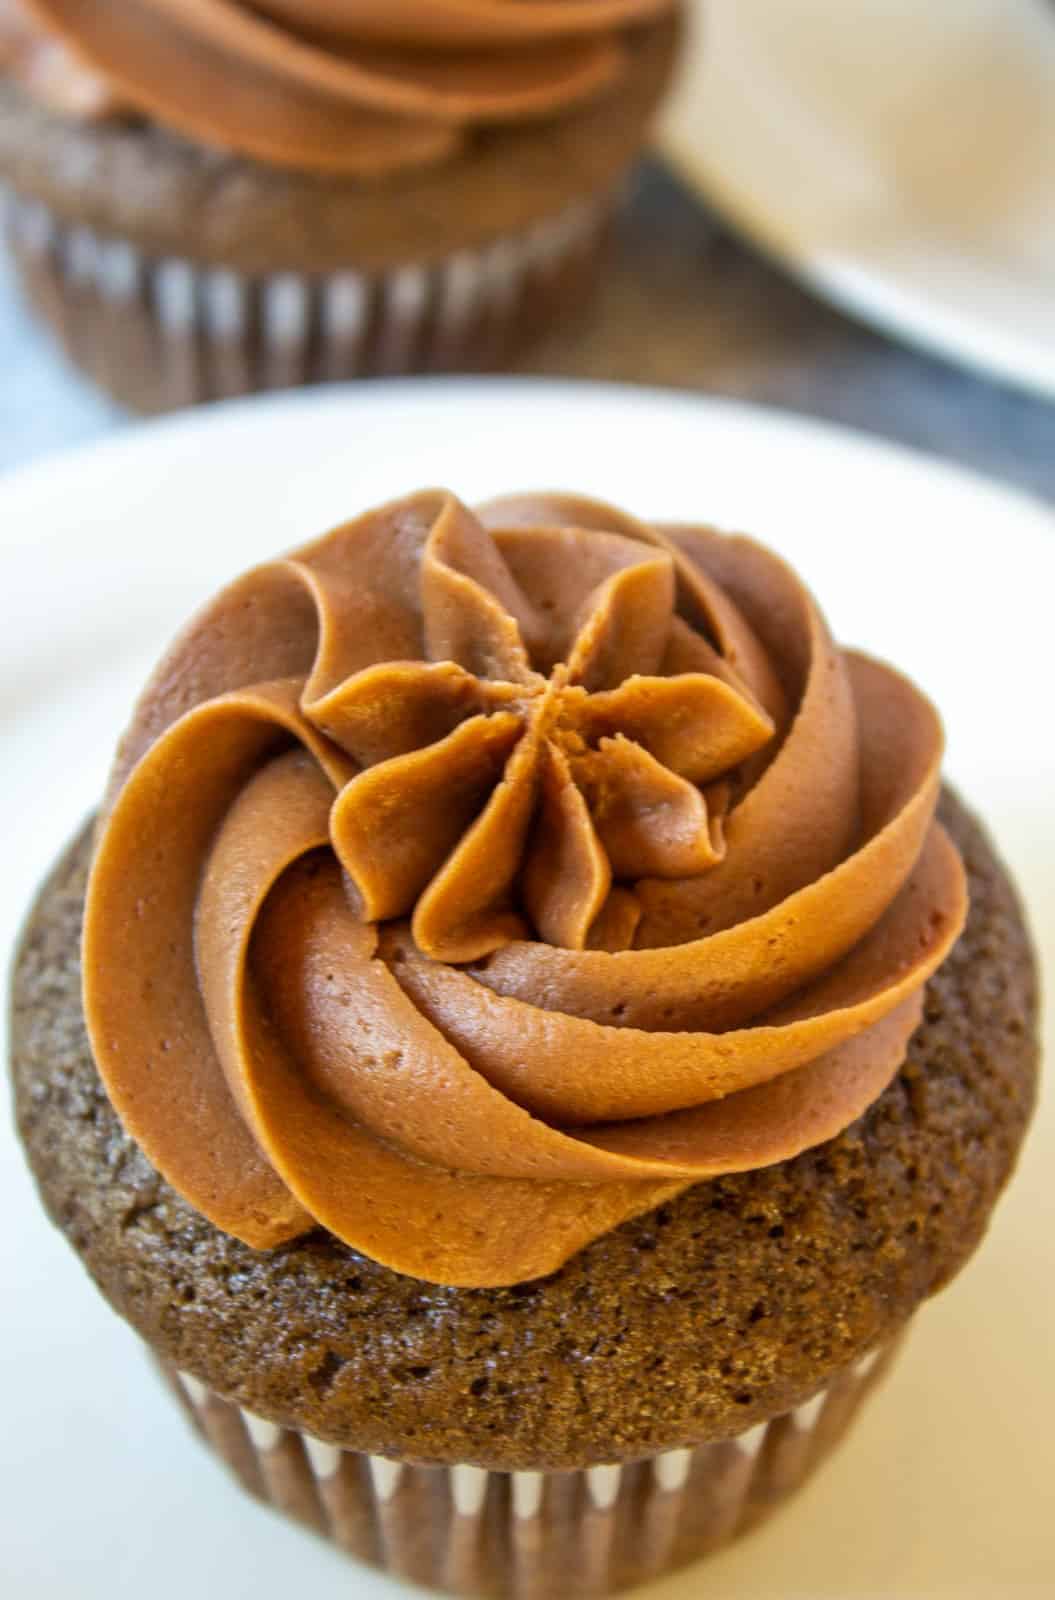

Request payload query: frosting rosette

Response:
[84,490,967,1288]
[15,0,676,174]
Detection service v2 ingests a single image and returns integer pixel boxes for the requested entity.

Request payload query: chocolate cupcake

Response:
[0,2,680,410]
[10,491,1038,1597]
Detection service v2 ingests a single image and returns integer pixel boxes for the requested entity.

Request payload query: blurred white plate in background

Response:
[0,381,1052,1598]
[661,0,1055,398]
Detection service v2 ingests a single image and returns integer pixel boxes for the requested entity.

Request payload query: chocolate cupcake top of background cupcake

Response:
[8,0,677,174]
[82,491,966,1288]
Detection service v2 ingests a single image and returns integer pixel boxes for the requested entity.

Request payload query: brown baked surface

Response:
[0,18,677,274]
[9,790,1038,1471]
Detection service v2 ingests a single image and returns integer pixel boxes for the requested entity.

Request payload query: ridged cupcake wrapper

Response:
[2,185,612,412]
[157,1333,904,1599]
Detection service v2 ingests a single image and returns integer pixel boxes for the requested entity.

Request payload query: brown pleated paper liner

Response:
[157,1330,905,1598]
[2,185,612,412]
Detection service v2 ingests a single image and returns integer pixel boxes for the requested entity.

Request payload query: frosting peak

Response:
[18,0,677,174]
[318,501,775,962]
[84,491,967,1287]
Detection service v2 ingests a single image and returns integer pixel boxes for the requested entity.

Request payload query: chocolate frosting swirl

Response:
[17,0,676,174]
[84,491,967,1288]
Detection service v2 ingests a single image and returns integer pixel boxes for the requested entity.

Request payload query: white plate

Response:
[1,381,1051,1599]
[660,0,1055,399]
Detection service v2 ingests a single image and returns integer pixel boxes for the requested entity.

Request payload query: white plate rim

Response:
[659,0,1055,401]
[2,375,1053,544]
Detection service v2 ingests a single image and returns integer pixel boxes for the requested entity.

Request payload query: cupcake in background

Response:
[0,1,681,410]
